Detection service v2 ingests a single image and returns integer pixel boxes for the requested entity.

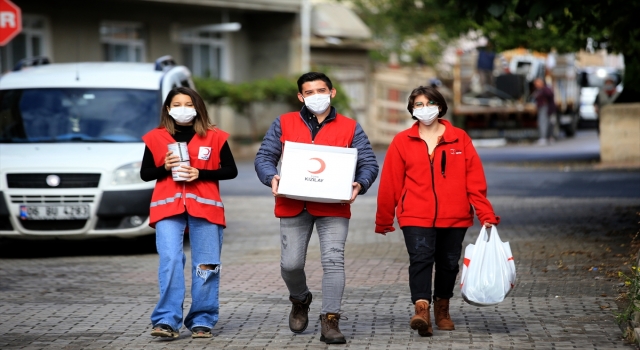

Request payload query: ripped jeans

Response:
[401,227,467,304]
[151,213,223,331]
[280,210,349,314]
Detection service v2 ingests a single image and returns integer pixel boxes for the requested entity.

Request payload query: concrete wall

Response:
[600,103,640,163]
[310,47,371,128]
[15,0,298,84]
[243,12,297,80]
[18,1,189,64]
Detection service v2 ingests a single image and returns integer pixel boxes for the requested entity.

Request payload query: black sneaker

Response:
[151,323,179,339]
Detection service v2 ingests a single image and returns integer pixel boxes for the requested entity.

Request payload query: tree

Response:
[439,0,640,100]
[349,0,640,100]
[347,0,475,65]
[348,0,578,62]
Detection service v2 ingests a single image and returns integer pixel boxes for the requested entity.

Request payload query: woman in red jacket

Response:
[375,86,499,337]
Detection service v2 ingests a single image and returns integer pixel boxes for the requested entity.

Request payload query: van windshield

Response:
[0,88,160,143]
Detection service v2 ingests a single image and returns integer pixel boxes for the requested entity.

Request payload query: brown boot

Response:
[433,297,455,330]
[409,299,433,337]
[319,313,346,344]
[289,292,312,333]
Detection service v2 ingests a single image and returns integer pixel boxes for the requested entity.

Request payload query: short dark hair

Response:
[297,72,333,93]
[159,87,213,137]
[407,86,448,118]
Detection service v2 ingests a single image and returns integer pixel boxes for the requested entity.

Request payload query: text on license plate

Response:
[19,205,90,220]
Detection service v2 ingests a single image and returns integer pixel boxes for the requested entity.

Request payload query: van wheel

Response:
[136,234,157,254]
[562,113,579,137]
[563,124,576,137]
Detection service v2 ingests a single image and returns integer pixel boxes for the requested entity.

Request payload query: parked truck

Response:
[451,49,580,139]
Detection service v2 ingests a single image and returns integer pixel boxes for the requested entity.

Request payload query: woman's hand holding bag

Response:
[460,226,516,306]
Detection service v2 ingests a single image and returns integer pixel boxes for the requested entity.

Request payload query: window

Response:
[0,88,160,143]
[100,22,145,62]
[0,15,49,72]
[180,30,226,79]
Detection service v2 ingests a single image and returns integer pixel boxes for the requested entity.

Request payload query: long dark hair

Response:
[158,87,213,137]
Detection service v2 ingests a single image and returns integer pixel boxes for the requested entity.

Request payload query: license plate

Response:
[19,204,90,220]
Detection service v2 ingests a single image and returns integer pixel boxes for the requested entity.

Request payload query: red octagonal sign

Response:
[0,0,21,46]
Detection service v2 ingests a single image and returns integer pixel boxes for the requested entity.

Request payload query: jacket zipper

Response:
[400,190,407,214]
[424,141,438,227]
[301,113,330,208]
[311,123,325,144]
[301,112,330,144]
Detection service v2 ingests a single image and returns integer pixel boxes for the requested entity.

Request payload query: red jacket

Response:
[375,120,499,233]
[276,111,356,218]
[142,127,229,228]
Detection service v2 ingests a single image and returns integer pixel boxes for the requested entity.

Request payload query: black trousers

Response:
[401,226,468,304]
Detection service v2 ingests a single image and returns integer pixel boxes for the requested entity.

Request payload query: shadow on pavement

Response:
[0,234,158,259]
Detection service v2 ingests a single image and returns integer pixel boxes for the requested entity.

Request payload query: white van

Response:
[0,56,193,239]
[577,66,623,121]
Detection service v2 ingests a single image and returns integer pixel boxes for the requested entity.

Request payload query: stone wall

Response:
[600,103,640,164]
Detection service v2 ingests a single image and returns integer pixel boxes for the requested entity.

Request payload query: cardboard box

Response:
[278,141,358,203]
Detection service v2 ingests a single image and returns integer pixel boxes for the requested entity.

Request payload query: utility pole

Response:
[301,0,310,72]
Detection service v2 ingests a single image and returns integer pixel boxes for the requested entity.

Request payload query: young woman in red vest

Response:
[140,87,237,339]
[375,86,499,337]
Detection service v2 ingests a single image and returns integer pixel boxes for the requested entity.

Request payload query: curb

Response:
[593,161,640,171]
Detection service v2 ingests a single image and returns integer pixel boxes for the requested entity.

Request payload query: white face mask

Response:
[304,93,331,115]
[169,107,197,124]
[413,105,440,125]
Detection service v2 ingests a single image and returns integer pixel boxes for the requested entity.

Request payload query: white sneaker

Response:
[536,138,548,146]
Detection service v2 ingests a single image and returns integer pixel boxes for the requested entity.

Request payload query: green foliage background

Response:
[347,0,640,97]
[447,0,640,96]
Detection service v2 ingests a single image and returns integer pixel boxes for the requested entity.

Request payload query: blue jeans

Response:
[537,104,550,139]
[151,213,223,331]
[280,210,349,314]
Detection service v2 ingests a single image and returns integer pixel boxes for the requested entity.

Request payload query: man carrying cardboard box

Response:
[255,72,379,344]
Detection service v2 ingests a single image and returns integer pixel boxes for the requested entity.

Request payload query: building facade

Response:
[1,0,302,82]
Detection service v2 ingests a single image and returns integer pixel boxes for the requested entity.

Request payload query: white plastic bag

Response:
[460,226,516,306]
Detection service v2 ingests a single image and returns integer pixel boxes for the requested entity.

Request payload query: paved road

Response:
[223,131,640,199]
[1,131,639,349]
[478,131,640,198]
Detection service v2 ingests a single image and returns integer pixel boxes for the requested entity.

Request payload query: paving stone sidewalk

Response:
[0,195,639,349]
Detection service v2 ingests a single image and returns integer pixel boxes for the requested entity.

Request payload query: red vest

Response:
[142,127,229,228]
[276,111,356,218]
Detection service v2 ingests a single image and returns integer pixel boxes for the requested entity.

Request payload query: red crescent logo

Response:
[308,158,326,174]
[203,148,211,156]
